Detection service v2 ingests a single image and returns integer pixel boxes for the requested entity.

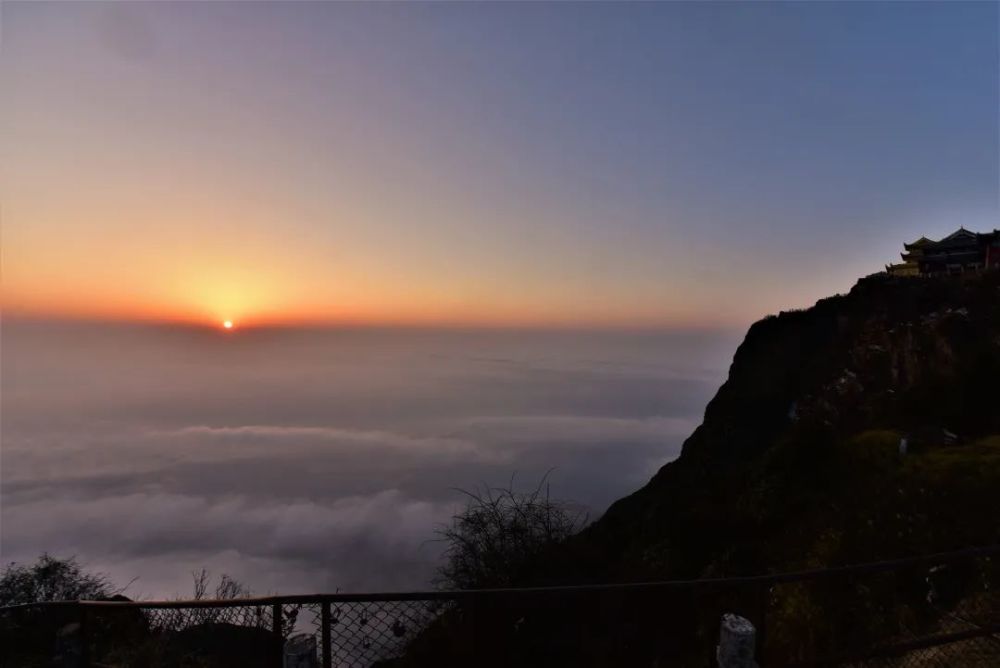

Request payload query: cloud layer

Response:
[1,323,735,597]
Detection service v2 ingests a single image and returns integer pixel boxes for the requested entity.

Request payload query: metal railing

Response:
[2,545,999,667]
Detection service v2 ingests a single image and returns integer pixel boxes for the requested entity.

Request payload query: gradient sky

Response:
[2,1,997,328]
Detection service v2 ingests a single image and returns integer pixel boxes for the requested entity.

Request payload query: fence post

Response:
[78,604,90,668]
[272,603,283,667]
[717,613,757,668]
[755,583,768,660]
[320,601,332,668]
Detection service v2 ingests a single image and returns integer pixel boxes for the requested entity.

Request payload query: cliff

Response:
[573,270,1000,582]
[396,271,1000,667]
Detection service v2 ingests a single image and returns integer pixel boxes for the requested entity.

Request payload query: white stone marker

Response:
[717,613,757,668]
[284,633,319,668]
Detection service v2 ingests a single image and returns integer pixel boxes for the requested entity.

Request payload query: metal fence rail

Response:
[2,545,999,668]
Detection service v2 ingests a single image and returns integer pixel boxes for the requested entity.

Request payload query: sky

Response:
[3,1,997,329]
[1,0,998,600]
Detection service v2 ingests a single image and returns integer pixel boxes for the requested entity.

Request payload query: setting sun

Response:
[223,320,234,330]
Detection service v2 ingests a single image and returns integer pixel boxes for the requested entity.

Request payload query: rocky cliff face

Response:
[569,270,1000,582]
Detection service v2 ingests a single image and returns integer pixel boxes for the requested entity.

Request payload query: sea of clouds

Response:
[1,322,737,598]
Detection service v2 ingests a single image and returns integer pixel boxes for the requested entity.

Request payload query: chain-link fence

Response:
[2,546,999,667]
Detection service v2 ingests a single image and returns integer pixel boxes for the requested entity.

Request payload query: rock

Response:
[284,633,318,668]
[716,614,757,668]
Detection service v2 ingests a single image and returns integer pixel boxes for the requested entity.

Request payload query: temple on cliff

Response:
[886,228,1000,277]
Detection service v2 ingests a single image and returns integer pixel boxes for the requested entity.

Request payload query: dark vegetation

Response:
[435,476,587,590]
[0,558,273,668]
[0,555,121,607]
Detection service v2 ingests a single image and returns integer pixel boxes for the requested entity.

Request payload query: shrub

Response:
[0,554,120,605]
[436,476,586,590]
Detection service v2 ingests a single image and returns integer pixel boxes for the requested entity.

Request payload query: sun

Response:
[222,320,234,330]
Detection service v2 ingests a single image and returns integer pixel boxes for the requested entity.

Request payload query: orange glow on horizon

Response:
[0,225,747,331]
[0,297,743,331]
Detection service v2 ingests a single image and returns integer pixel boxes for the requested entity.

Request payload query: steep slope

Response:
[573,270,1000,582]
[396,271,1000,667]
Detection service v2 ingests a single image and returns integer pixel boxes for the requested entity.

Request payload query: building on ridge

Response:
[886,228,1000,277]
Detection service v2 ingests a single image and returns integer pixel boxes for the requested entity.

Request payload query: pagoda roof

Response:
[903,236,935,250]
[939,227,978,242]
[903,228,981,251]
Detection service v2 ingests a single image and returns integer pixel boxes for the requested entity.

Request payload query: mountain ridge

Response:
[567,270,1000,584]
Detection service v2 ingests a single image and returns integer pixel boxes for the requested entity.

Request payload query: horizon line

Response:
[1,309,747,334]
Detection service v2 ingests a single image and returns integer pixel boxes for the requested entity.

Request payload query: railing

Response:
[2,545,999,667]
